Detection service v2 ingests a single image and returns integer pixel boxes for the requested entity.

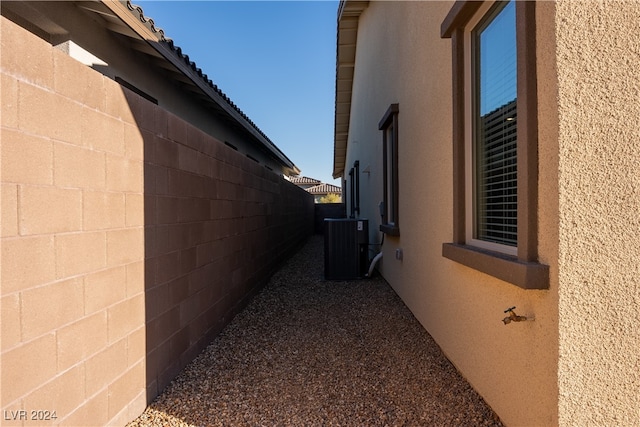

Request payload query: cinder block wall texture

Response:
[138,82,314,401]
[1,17,313,426]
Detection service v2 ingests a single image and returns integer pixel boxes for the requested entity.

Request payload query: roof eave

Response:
[103,0,298,173]
[333,0,368,179]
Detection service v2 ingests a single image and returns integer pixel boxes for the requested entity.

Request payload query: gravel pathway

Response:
[128,235,503,427]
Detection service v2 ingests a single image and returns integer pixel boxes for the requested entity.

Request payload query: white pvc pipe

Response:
[366,252,383,277]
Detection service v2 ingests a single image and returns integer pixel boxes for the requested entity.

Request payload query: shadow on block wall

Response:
[0,12,312,426]
[122,89,315,402]
[314,203,347,234]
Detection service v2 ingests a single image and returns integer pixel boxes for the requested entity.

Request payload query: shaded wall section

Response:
[135,94,314,399]
[314,203,346,234]
[340,3,559,426]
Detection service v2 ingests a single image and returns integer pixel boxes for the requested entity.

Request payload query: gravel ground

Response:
[127,235,503,427]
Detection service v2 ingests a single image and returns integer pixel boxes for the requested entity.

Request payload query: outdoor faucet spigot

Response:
[502,306,527,325]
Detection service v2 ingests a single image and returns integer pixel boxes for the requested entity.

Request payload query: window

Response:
[349,161,360,218]
[379,104,399,235]
[471,1,517,253]
[441,1,548,289]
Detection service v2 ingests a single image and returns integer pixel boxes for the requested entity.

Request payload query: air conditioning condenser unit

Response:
[324,218,369,280]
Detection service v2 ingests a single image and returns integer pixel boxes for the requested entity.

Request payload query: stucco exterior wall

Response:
[1,15,314,426]
[554,1,640,425]
[344,2,558,426]
[344,1,640,425]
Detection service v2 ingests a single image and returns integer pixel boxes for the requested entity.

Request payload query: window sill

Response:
[442,243,549,290]
[380,224,400,236]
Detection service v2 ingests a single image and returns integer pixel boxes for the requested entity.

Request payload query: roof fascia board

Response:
[338,0,369,21]
[333,0,368,179]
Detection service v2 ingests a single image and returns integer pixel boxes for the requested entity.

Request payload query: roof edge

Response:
[104,1,299,173]
[333,0,369,179]
[306,183,342,194]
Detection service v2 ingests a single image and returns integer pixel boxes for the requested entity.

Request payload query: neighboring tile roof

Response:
[123,1,297,172]
[289,176,322,185]
[306,183,342,195]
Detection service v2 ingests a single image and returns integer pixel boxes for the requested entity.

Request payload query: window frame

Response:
[349,167,355,217]
[379,104,400,236]
[466,0,518,256]
[441,1,548,289]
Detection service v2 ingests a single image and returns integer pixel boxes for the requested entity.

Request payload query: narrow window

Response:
[471,1,518,253]
[349,167,355,217]
[441,1,548,289]
[379,104,399,236]
[349,160,360,218]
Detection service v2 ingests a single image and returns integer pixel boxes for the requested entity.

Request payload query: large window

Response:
[379,104,399,236]
[441,1,548,289]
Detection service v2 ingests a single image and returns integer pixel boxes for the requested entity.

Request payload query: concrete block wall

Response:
[1,17,146,426]
[314,203,346,234]
[138,94,314,399]
[1,16,314,426]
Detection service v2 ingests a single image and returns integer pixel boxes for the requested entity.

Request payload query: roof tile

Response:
[289,176,322,185]
[126,1,291,167]
[306,183,342,194]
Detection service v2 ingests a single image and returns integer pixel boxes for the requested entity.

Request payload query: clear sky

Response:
[136,0,340,185]
[479,0,516,115]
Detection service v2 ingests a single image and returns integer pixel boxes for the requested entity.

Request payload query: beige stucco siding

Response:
[554,1,640,425]
[344,0,640,425]
[344,2,559,425]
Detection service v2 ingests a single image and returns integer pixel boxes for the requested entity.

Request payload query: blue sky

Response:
[136,1,340,185]
[479,0,516,115]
